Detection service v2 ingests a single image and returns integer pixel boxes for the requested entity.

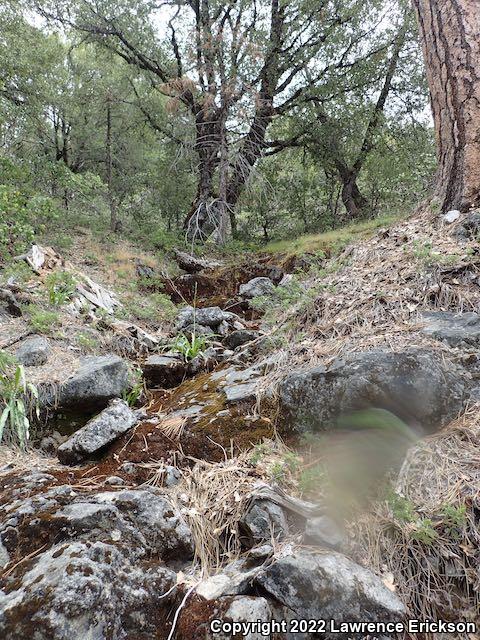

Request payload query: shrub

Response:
[45,271,76,306]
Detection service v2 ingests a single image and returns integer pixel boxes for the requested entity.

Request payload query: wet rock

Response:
[421,311,480,347]
[177,305,228,329]
[224,329,259,350]
[280,348,466,434]
[45,354,129,411]
[57,399,143,465]
[305,516,345,549]
[142,353,186,387]
[451,211,480,241]
[241,500,289,545]
[239,277,275,299]
[255,550,405,635]
[15,336,50,366]
[0,288,22,318]
[0,540,176,640]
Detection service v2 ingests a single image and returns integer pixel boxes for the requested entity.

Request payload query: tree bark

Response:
[413,0,480,212]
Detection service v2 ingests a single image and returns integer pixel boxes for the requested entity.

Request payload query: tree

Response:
[412,0,480,213]
[38,0,398,242]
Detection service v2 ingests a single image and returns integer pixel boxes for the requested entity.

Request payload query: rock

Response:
[177,305,228,329]
[421,311,480,347]
[255,551,405,635]
[451,211,480,241]
[46,354,130,411]
[164,465,182,487]
[104,475,126,486]
[239,277,275,299]
[142,353,186,387]
[207,597,272,640]
[0,288,22,318]
[442,209,461,224]
[57,399,142,465]
[305,516,345,549]
[0,541,176,640]
[15,336,50,366]
[224,330,259,350]
[182,323,216,338]
[187,347,219,375]
[173,249,222,273]
[280,348,466,434]
[224,381,257,404]
[278,273,294,287]
[241,500,289,545]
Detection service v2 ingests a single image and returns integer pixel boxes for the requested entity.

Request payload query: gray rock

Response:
[15,336,50,366]
[57,399,142,465]
[239,277,275,299]
[241,500,289,545]
[421,311,480,347]
[442,209,461,224]
[164,465,182,487]
[48,354,129,411]
[0,541,176,640]
[224,381,257,404]
[142,353,186,387]
[0,288,22,318]
[305,515,345,549]
[177,305,228,329]
[452,211,480,241]
[255,551,405,636]
[280,348,466,434]
[207,597,272,640]
[224,330,260,350]
[182,323,216,338]
[104,475,126,486]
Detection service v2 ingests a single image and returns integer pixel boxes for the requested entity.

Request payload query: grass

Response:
[26,304,60,334]
[264,214,398,256]
[0,351,38,449]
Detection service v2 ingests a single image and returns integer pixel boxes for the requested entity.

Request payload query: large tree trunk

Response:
[413,0,480,212]
[340,173,369,218]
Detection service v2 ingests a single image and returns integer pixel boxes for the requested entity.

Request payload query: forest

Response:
[1,0,436,250]
[1,1,480,639]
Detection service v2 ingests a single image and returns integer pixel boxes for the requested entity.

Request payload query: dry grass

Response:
[355,407,480,635]
[259,207,480,397]
[169,438,299,577]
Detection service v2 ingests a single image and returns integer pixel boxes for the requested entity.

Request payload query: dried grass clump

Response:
[356,408,480,635]
[170,439,299,577]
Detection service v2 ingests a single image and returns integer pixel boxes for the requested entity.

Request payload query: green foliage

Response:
[298,464,325,495]
[387,490,416,523]
[122,367,144,407]
[0,351,38,449]
[411,518,438,545]
[26,305,60,334]
[45,271,76,306]
[171,333,207,361]
[75,331,99,351]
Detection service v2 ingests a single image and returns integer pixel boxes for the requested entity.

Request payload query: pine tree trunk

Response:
[413,0,480,212]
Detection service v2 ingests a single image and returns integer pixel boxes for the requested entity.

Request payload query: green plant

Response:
[171,333,207,361]
[298,464,325,495]
[249,442,269,465]
[123,368,144,407]
[76,331,99,351]
[411,518,438,545]
[386,489,415,523]
[45,271,76,306]
[0,351,38,449]
[26,304,60,333]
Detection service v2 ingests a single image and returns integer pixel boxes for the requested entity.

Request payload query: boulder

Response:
[421,311,480,347]
[173,249,222,273]
[46,354,129,411]
[224,329,260,350]
[0,540,176,640]
[224,381,257,404]
[57,399,143,465]
[239,277,275,299]
[451,211,480,241]
[142,353,186,387]
[304,515,345,549]
[241,500,289,545]
[177,305,228,329]
[255,551,405,635]
[15,336,50,366]
[280,348,466,434]
[205,597,272,640]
